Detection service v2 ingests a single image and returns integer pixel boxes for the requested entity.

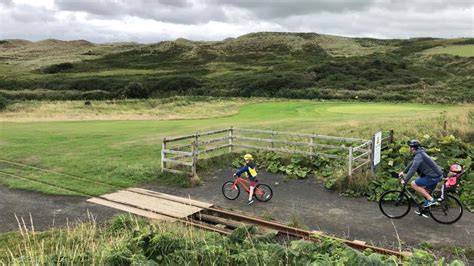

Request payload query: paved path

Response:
[1,168,473,249]
[0,187,119,233]
[143,167,474,249]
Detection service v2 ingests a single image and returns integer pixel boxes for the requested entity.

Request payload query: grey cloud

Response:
[55,0,228,24]
[377,0,473,12]
[0,0,13,7]
[158,0,191,7]
[2,5,56,24]
[217,0,377,19]
[1,0,472,42]
[52,0,474,30]
[55,0,124,17]
[216,0,473,20]
[278,5,473,39]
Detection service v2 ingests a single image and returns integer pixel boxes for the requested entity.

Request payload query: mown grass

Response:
[0,99,472,196]
[423,45,474,57]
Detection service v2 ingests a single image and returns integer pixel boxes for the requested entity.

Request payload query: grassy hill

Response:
[0,33,473,103]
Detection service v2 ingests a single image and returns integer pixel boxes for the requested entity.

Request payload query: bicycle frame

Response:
[232,177,252,193]
[399,185,423,206]
[380,177,463,224]
[232,177,265,196]
[399,179,447,207]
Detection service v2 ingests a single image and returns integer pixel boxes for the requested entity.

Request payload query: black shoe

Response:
[248,199,254,205]
[414,209,429,218]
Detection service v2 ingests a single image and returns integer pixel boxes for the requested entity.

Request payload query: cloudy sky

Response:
[0,0,472,43]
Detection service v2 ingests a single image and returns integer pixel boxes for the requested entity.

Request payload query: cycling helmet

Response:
[449,164,463,173]
[407,139,421,149]
[244,154,253,161]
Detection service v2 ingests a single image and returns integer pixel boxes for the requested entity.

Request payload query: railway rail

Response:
[0,159,409,259]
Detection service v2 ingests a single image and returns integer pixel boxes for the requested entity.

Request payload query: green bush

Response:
[149,75,202,95]
[120,82,150,99]
[0,96,8,110]
[82,90,112,100]
[235,135,473,211]
[42,62,74,74]
[368,135,473,210]
[233,151,346,189]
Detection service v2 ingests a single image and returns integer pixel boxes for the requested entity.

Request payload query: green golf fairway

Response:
[0,101,468,195]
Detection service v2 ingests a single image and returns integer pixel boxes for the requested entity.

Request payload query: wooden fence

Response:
[161,128,393,177]
[348,130,394,176]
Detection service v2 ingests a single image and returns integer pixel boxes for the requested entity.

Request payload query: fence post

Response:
[310,133,314,160]
[370,138,375,174]
[348,146,353,179]
[229,127,233,153]
[191,141,197,177]
[161,138,167,172]
[195,132,199,148]
[388,130,394,144]
[270,130,274,149]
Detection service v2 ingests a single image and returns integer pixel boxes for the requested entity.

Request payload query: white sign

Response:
[373,131,382,166]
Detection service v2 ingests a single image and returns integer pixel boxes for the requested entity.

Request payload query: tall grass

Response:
[0,215,462,265]
[0,97,260,122]
[1,214,465,265]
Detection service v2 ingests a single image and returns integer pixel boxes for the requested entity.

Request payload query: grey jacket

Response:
[403,149,443,181]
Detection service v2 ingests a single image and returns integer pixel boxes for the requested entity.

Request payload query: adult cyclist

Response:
[399,139,444,217]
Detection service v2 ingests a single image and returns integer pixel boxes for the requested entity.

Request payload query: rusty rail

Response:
[127,188,409,258]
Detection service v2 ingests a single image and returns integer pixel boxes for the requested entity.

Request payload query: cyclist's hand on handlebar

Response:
[398,171,405,178]
[400,178,406,185]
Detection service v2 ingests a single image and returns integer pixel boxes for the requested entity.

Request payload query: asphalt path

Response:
[1,168,472,251]
[143,167,474,249]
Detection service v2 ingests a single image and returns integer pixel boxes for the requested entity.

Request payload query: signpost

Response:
[372,131,382,173]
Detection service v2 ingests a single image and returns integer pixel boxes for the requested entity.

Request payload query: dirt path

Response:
[0,187,120,233]
[142,167,474,248]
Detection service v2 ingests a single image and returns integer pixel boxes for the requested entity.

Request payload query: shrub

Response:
[0,96,8,110]
[42,62,74,74]
[369,135,473,210]
[120,82,150,99]
[82,90,112,100]
[149,76,202,95]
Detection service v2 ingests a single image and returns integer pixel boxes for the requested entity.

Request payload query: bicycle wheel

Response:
[429,195,463,224]
[254,184,272,202]
[222,181,240,200]
[379,190,411,219]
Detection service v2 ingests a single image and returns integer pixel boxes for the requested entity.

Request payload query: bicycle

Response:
[222,176,273,202]
[379,178,463,224]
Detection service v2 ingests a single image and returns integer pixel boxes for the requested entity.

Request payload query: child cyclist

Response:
[234,154,258,205]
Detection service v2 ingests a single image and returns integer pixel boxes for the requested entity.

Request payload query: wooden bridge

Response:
[88,187,408,258]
